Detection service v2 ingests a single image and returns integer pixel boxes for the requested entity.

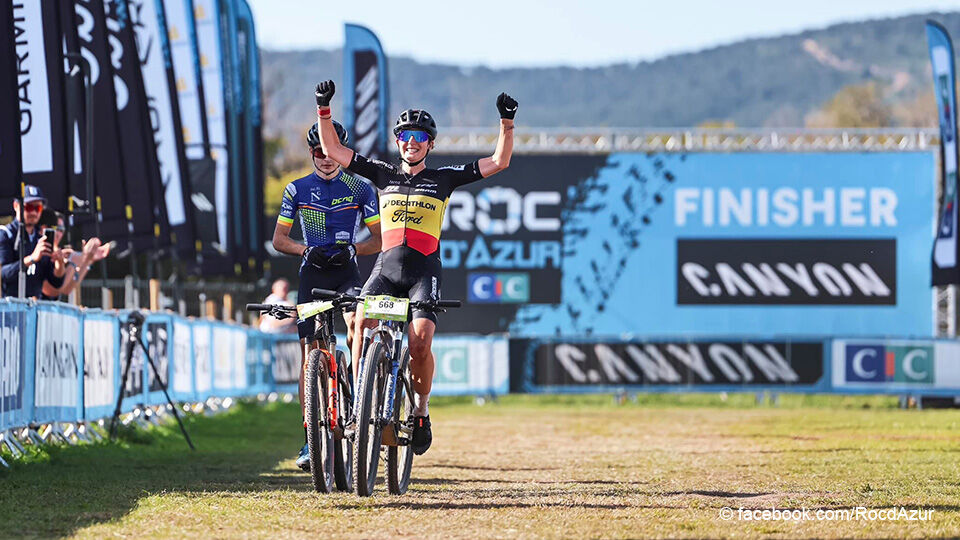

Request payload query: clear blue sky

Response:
[247,0,960,67]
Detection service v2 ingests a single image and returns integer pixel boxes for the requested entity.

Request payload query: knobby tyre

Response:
[387,346,414,495]
[305,348,335,493]
[353,341,385,496]
[333,350,353,492]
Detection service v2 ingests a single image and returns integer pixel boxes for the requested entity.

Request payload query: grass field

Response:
[2,394,960,538]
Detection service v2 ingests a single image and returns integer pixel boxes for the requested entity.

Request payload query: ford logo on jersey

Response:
[467,273,530,303]
[844,343,934,383]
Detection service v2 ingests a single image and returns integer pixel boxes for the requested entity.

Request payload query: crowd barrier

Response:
[0,299,510,434]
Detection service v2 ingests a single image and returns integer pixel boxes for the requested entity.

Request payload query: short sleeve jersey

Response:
[277,169,379,248]
[346,153,483,257]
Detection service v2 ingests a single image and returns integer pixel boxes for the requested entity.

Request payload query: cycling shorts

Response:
[297,261,361,340]
[360,247,442,325]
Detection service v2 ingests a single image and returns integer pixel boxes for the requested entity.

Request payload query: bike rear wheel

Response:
[333,350,353,492]
[352,341,385,496]
[305,348,335,493]
[387,346,414,495]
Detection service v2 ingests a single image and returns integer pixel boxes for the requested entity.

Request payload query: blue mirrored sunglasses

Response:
[397,130,430,143]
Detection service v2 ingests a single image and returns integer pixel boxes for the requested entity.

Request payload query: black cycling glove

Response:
[315,80,335,107]
[303,246,329,269]
[496,92,518,120]
[326,244,357,267]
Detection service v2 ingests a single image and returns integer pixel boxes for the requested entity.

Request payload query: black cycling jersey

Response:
[346,152,484,324]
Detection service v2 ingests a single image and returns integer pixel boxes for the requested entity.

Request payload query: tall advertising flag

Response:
[12,0,70,211]
[104,0,171,248]
[165,0,220,253]
[236,0,262,271]
[73,0,131,244]
[221,0,248,271]
[193,0,229,254]
[928,21,960,285]
[1,0,23,201]
[343,23,389,162]
[59,0,88,203]
[129,0,196,258]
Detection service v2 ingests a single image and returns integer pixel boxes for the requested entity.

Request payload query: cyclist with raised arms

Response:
[314,79,517,455]
[272,120,382,471]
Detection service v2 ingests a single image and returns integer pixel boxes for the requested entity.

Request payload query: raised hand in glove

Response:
[496,92,518,120]
[315,80,336,107]
[326,244,357,267]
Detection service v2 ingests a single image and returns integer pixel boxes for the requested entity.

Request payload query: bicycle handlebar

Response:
[311,288,339,300]
[245,303,274,312]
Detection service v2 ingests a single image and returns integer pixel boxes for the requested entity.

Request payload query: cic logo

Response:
[467,273,530,303]
[845,344,934,383]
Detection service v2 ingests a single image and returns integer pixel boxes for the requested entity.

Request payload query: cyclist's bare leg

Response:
[408,318,436,416]
[343,311,355,354]
[351,304,378,384]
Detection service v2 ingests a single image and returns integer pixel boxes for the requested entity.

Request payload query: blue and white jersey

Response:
[277,169,379,249]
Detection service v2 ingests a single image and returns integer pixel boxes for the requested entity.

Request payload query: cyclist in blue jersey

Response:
[272,120,381,471]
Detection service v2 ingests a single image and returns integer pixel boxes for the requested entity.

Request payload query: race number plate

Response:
[363,295,409,321]
[296,300,334,321]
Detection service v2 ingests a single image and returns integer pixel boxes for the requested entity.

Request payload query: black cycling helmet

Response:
[307,120,348,148]
[393,109,437,140]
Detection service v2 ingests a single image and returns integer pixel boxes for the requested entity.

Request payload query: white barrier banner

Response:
[35,310,81,407]
[172,320,193,394]
[232,329,247,388]
[83,319,115,409]
[194,324,212,394]
[832,339,960,390]
[146,321,170,391]
[213,326,233,389]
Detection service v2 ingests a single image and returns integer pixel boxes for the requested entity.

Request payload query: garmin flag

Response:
[12,0,69,211]
[1,0,22,201]
[928,21,960,285]
[344,23,389,161]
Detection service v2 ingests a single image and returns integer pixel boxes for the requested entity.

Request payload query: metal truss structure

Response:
[432,127,939,154]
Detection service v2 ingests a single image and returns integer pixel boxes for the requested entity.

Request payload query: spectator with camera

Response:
[0,185,67,298]
[38,210,112,301]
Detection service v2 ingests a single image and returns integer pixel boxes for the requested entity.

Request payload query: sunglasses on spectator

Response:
[24,202,43,213]
[397,130,430,143]
[311,147,326,159]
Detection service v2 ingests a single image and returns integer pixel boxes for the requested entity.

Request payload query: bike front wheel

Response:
[387,346,414,495]
[352,341,385,497]
[305,348,335,493]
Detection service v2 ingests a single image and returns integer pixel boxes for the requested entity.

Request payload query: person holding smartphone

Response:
[39,211,112,301]
[0,185,67,298]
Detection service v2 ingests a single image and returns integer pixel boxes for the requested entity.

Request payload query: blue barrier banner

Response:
[498,152,936,338]
[831,338,960,396]
[83,311,120,421]
[33,302,83,423]
[171,317,195,402]
[431,336,509,396]
[518,337,828,394]
[0,300,31,431]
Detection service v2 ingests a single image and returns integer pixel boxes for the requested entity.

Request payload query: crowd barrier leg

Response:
[2,430,25,456]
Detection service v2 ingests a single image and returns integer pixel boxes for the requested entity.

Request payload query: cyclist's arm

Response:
[272,222,305,257]
[272,183,306,257]
[317,114,354,168]
[477,119,514,178]
[355,221,381,256]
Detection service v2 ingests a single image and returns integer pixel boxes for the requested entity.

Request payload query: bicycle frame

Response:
[309,308,347,437]
[355,319,406,432]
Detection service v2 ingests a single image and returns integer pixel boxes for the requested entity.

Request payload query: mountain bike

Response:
[246,288,356,493]
[339,292,460,496]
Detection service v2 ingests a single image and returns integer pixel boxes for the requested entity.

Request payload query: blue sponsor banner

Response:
[507,152,935,338]
[0,300,32,431]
